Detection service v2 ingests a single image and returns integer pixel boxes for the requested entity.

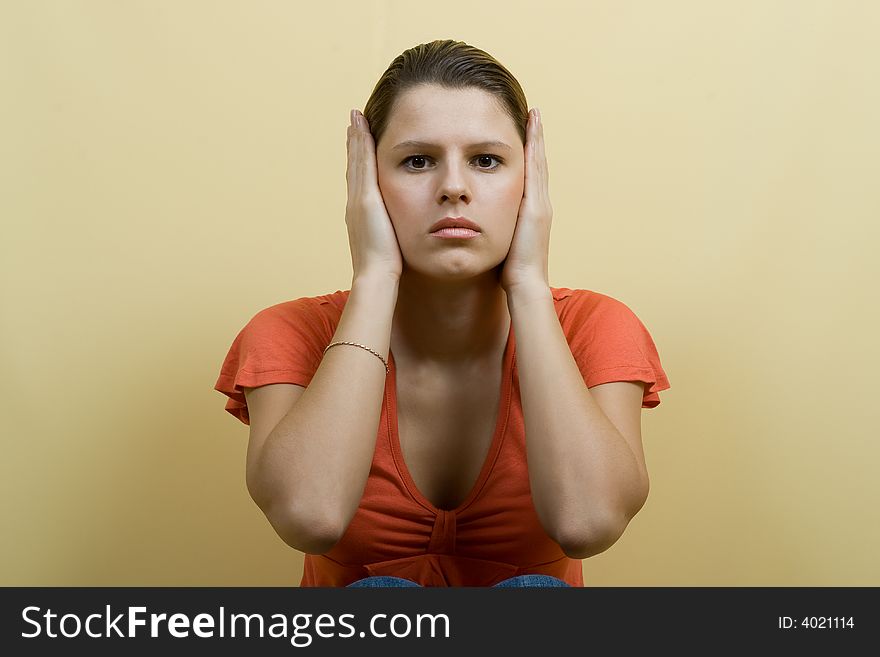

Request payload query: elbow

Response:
[265,502,344,555]
[557,519,624,560]
[247,481,343,555]
[557,495,648,560]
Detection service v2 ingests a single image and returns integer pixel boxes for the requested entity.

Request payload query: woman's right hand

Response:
[345,109,403,282]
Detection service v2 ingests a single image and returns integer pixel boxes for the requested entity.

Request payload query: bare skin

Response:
[374,85,526,370]
[366,86,528,510]
[247,85,648,557]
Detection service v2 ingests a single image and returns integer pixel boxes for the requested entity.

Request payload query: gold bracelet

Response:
[323,341,390,374]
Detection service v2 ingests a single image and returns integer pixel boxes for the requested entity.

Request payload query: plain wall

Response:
[2,0,878,585]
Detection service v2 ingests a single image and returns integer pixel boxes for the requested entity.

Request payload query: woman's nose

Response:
[436,162,470,202]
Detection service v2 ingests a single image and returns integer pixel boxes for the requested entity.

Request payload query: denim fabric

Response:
[490,574,571,588]
[346,576,423,588]
[346,574,570,587]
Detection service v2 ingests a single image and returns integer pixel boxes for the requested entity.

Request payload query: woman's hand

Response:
[345,109,403,282]
[500,108,553,294]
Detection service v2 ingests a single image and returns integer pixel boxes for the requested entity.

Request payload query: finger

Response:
[350,110,365,195]
[356,111,379,193]
[524,109,537,199]
[346,110,355,189]
[533,109,548,199]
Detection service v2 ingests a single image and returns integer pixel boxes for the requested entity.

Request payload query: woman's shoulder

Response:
[254,289,351,322]
[550,286,670,407]
[232,289,351,347]
[550,285,651,337]
[551,285,624,312]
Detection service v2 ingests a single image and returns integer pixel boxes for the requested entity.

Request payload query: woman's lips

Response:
[430,227,481,239]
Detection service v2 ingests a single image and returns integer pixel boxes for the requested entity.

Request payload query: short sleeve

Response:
[213,297,334,425]
[556,288,671,408]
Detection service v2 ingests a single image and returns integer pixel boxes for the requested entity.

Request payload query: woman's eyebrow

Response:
[391,140,512,152]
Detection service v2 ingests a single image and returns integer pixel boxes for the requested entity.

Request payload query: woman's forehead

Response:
[386,86,514,141]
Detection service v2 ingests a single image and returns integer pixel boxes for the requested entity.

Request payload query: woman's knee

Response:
[492,574,571,587]
[346,576,423,587]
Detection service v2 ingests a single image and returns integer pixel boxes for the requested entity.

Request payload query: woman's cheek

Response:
[505,176,525,219]
[376,180,405,229]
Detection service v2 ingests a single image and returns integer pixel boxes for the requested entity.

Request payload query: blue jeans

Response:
[346,574,570,587]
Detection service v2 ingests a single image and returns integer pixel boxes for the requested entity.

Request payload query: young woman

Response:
[215,39,670,587]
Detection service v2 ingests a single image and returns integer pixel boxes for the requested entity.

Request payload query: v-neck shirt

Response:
[215,286,670,586]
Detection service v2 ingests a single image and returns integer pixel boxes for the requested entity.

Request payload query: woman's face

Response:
[376,84,525,281]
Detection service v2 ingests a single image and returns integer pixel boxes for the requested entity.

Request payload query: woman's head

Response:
[363,40,529,149]
[363,40,530,282]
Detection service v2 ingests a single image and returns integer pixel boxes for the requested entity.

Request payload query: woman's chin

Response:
[402,258,503,284]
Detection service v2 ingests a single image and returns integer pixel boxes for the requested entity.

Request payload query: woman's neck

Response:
[390,268,510,369]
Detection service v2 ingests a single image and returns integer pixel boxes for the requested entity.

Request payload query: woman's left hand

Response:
[500,108,553,293]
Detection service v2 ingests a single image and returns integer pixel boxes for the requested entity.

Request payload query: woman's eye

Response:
[475,155,502,169]
[405,155,429,169]
[401,155,503,171]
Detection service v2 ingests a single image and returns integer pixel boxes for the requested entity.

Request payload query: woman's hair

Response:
[362,39,529,148]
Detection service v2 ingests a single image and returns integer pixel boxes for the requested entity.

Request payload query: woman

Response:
[214,40,670,587]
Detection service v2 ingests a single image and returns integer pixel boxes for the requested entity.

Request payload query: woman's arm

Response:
[506,283,650,559]
[247,110,402,554]
[246,273,398,553]
[500,109,648,558]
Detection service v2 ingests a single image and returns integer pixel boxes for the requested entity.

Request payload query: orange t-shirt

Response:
[214,286,671,587]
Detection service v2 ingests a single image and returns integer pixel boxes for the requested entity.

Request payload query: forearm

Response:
[506,284,647,553]
[255,273,399,543]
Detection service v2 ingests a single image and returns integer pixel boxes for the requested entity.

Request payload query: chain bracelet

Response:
[323,341,390,374]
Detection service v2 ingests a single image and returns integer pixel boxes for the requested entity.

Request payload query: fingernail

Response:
[351,109,356,127]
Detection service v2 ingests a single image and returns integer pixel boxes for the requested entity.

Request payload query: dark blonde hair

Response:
[362,39,529,148]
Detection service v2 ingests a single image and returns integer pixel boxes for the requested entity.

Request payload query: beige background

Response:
[2,0,877,586]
